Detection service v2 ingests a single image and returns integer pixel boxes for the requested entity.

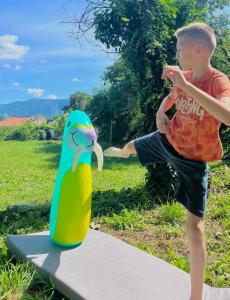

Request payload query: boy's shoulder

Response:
[182,67,229,83]
[209,67,230,96]
[209,67,229,81]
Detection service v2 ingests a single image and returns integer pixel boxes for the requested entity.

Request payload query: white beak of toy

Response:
[93,142,103,171]
[71,142,103,172]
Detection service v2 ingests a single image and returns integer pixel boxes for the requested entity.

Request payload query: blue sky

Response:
[0,0,117,104]
[0,1,229,104]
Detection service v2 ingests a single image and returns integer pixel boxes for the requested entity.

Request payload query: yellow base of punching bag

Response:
[53,163,92,246]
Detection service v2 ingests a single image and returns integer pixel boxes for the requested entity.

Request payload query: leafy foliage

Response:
[64,91,92,113]
[84,0,230,203]
[0,122,54,141]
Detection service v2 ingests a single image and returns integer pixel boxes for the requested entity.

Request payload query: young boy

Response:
[103,23,230,300]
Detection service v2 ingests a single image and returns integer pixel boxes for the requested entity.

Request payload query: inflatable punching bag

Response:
[49,110,103,247]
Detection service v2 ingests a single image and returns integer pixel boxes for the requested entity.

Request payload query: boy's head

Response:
[175,22,216,70]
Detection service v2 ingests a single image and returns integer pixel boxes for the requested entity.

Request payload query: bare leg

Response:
[186,211,206,300]
[103,140,137,158]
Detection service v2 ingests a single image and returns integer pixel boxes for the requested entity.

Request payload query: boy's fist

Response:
[162,65,188,90]
[161,65,180,79]
[156,109,170,134]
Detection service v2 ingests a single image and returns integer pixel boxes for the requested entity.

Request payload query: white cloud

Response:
[46,94,58,100]
[0,35,30,60]
[72,77,82,82]
[3,63,22,70]
[3,63,11,69]
[15,64,22,71]
[11,81,21,87]
[27,88,45,97]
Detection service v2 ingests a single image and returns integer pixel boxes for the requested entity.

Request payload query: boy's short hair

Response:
[175,22,216,54]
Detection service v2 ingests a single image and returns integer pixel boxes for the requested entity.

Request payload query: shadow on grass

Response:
[0,185,150,235]
[0,204,50,237]
[33,142,62,169]
[92,184,152,217]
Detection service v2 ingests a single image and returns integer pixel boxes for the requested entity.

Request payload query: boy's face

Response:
[176,36,199,70]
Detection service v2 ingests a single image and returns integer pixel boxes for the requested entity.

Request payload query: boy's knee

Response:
[185,222,205,242]
[127,140,137,155]
[185,211,205,240]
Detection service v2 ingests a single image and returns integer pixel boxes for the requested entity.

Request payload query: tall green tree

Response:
[86,59,143,146]
[70,0,230,203]
[91,0,207,202]
[64,91,92,113]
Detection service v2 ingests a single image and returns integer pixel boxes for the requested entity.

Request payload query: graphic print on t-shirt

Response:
[176,94,205,121]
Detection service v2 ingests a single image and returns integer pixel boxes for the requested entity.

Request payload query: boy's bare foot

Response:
[103,147,129,158]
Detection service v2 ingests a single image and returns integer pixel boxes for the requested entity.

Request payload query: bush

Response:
[34,129,47,140]
[0,127,12,141]
[5,123,35,141]
[53,115,65,137]
[0,122,54,141]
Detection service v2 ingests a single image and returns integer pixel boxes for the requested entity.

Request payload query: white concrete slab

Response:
[206,288,230,300]
[6,230,227,300]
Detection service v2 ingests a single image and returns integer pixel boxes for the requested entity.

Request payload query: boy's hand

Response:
[156,109,170,133]
[162,65,188,90]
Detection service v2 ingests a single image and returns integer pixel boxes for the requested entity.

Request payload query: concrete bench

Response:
[6,230,230,300]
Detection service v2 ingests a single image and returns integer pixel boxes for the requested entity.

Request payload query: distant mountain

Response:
[0,98,69,119]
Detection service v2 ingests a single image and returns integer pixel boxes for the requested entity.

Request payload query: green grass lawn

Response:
[0,140,229,299]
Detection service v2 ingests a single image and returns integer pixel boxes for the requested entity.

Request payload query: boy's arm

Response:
[158,91,175,113]
[183,83,230,126]
[162,66,230,126]
[156,91,175,133]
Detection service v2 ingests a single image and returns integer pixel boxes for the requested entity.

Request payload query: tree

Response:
[83,0,207,202]
[86,58,143,146]
[64,91,92,113]
[67,0,230,203]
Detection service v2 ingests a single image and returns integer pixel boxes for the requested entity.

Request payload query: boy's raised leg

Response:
[185,211,206,300]
[103,140,137,158]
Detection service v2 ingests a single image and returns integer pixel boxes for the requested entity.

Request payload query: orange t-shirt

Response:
[165,66,230,162]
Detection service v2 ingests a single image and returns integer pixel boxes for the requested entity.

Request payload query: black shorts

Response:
[133,130,209,218]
